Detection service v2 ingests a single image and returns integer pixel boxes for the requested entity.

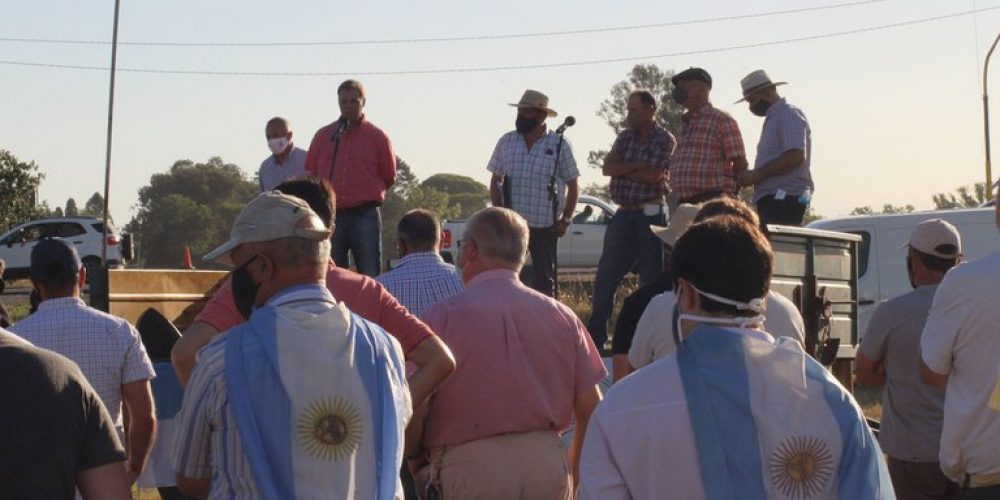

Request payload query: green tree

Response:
[380,160,461,264]
[850,204,915,216]
[932,182,987,209]
[64,198,79,217]
[581,182,612,201]
[126,157,257,268]
[84,192,105,218]
[421,173,489,218]
[53,206,63,217]
[0,150,45,231]
[589,64,686,169]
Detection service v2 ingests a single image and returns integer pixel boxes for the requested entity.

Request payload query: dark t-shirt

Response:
[611,274,673,355]
[0,332,126,499]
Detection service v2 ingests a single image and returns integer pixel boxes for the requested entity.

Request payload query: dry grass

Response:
[133,487,160,499]
[559,274,638,352]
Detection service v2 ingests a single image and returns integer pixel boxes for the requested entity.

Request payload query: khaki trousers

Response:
[416,431,571,500]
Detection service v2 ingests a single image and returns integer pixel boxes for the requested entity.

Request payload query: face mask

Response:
[749,98,772,117]
[231,256,260,320]
[515,117,540,134]
[267,137,289,155]
[906,255,916,289]
[671,86,689,105]
[673,281,767,346]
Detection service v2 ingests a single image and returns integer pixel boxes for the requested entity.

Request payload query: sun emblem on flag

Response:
[296,397,363,461]
[768,436,834,498]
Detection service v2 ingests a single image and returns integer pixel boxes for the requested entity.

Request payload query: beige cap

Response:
[908,218,961,259]
[204,191,331,266]
[650,203,702,247]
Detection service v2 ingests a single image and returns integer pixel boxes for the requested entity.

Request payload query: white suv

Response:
[0,217,127,281]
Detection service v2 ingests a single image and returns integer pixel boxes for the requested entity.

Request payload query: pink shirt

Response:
[304,116,396,209]
[419,269,606,447]
[193,263,433,354]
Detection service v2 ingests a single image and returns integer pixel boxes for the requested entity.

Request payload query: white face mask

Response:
[267,137,289,155]
[674,281,767,345]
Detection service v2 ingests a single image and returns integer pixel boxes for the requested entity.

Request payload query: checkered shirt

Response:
[608,125,676,205]
[376,251,463,318]
[670,104,746,200]
[10,297,155,428]
[487,129,580,227]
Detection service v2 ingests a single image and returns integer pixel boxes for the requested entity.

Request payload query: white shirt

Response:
[258,146,308,191]
[921,251,1000,482]
[629,290,804,370]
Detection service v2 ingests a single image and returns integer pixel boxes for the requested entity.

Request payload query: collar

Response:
[465,268,519,288]
[265,283,334,308]
[682,102,715,122]
[37,296,86,311]
[764,97,787,118]
[395,251,445,267]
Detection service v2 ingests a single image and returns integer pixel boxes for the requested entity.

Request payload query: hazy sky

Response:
[3,0,999,223]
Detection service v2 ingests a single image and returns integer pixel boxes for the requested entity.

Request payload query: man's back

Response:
[0,330,126,499]
[419,269,605,447]
[11,297,154,427]
[376,251,462,317]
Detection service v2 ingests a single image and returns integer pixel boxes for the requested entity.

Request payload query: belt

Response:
[967,472,1000,488]
[618,200,664,211]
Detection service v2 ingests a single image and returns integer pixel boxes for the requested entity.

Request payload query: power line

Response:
[0,0,882,47]
[1,6,996,77]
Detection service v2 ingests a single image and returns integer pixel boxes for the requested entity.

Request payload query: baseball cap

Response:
[203,191,331,266]
[671,67,713,88]
[30,237,82,283]
[908,219,961,259]
[650,204,702,247]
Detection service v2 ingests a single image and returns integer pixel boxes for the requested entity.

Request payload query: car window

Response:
[571,203,608,225]
[53,223,86,238]
[18,224,46,242]
[849,231,871,278]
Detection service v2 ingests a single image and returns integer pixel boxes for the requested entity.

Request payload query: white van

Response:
[808,207,1000,337]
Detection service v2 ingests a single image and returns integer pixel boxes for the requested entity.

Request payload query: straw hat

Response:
[736,69,787,103]
[508,89,558,117]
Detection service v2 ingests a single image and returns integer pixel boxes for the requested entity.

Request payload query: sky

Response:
[3,0,1000,224]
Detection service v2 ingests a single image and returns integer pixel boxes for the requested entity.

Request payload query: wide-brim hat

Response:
[650,203,702,247]
[204,191,331,266]
[508,89,558,117]
[736,69,787,103]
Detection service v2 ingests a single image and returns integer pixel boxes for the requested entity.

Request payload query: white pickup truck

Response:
[438,195,617,269]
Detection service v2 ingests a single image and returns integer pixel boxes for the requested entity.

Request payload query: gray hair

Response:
[463,207,528,269]
[260,236,329,273]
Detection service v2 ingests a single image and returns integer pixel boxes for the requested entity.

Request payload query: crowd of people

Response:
[1,70,998,500]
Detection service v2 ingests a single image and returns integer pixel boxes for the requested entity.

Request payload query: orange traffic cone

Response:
[182,245,194,270]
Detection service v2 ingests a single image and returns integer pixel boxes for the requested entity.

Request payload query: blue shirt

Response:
[376,251,463,317]
[752,98,812,202]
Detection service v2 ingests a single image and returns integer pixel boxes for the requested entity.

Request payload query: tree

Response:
[589,64,686,169]
[53,206,63,217]
[380,159,462,264]
[932,182,987,209]
[850,204,915,216]
[126,157,257,268]
[84,192,105,218]
[581,182,612,201]
[0,150,45,231]
[64,198,79,217]
[421,173,489,218]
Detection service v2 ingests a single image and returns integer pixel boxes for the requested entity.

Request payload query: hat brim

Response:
[508,103,558,117]
[203,238,240,266]
[735,81,787,103]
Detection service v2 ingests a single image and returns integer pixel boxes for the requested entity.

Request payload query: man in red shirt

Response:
[305,79,396,277]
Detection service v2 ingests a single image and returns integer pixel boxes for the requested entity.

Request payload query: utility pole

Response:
[983,32,1000,202]
[101,0,121,265]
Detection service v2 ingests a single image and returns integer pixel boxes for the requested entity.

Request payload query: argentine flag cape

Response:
[678,325,893,500]
[224,290,410,499]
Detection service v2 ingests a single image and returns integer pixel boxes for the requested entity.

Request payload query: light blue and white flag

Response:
[225,296,410,499]
[678,325,894,500]
[138,361,184,488]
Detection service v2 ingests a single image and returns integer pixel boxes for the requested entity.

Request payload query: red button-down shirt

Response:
[670,104,745,201]
[305,116,396,209]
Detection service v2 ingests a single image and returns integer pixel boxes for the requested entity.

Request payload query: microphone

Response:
[330,117,348,141]
[555,116,576,134]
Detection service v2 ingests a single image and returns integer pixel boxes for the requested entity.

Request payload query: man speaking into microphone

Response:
[305,79,396,277]
[487,89,579,297]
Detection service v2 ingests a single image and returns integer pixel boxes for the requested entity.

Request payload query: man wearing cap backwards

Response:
[11,237,156,486]
[668,67,748,206]
[488,89,580,297]
[581,215,893,499]
[172,192,411,499]
[857,219,963,500]
[305,79,396,277]
[258,116,308,191]
[920,201,1000,497]
[629,198,804,370]
[736,70,814,226]
[587,89,676,351]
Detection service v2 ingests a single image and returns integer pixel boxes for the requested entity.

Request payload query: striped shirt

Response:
[11,297,155,429]
[376,251,463,317]
[670,104,746,201]
[487,129,579,228]
[608,125,676,205]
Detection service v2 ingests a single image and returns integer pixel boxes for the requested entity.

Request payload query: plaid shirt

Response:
[376,251,463,318]
[487,129,579,228]
[11,297,155,428]
[608,125,676,205]
[671,104,746,200]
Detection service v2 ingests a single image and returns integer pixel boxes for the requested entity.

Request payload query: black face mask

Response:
[749,98,773,117]
[231,256,260,320]
[671,86,689,105]
[515,116,540,134]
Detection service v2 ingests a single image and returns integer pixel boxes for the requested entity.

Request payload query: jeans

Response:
[756,193,808,226]
[964,484,1000,500]
[332,205,383,277]
[587,208,666,350]
[526,226,558,297]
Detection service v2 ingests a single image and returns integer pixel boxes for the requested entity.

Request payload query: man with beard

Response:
[487,89,579,297]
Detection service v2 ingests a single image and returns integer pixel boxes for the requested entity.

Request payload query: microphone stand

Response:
[548,128,567,299]
[329,120,347,182]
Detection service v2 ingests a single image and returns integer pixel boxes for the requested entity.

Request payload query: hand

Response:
[736,170,757,187]
[555,219,570,237]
